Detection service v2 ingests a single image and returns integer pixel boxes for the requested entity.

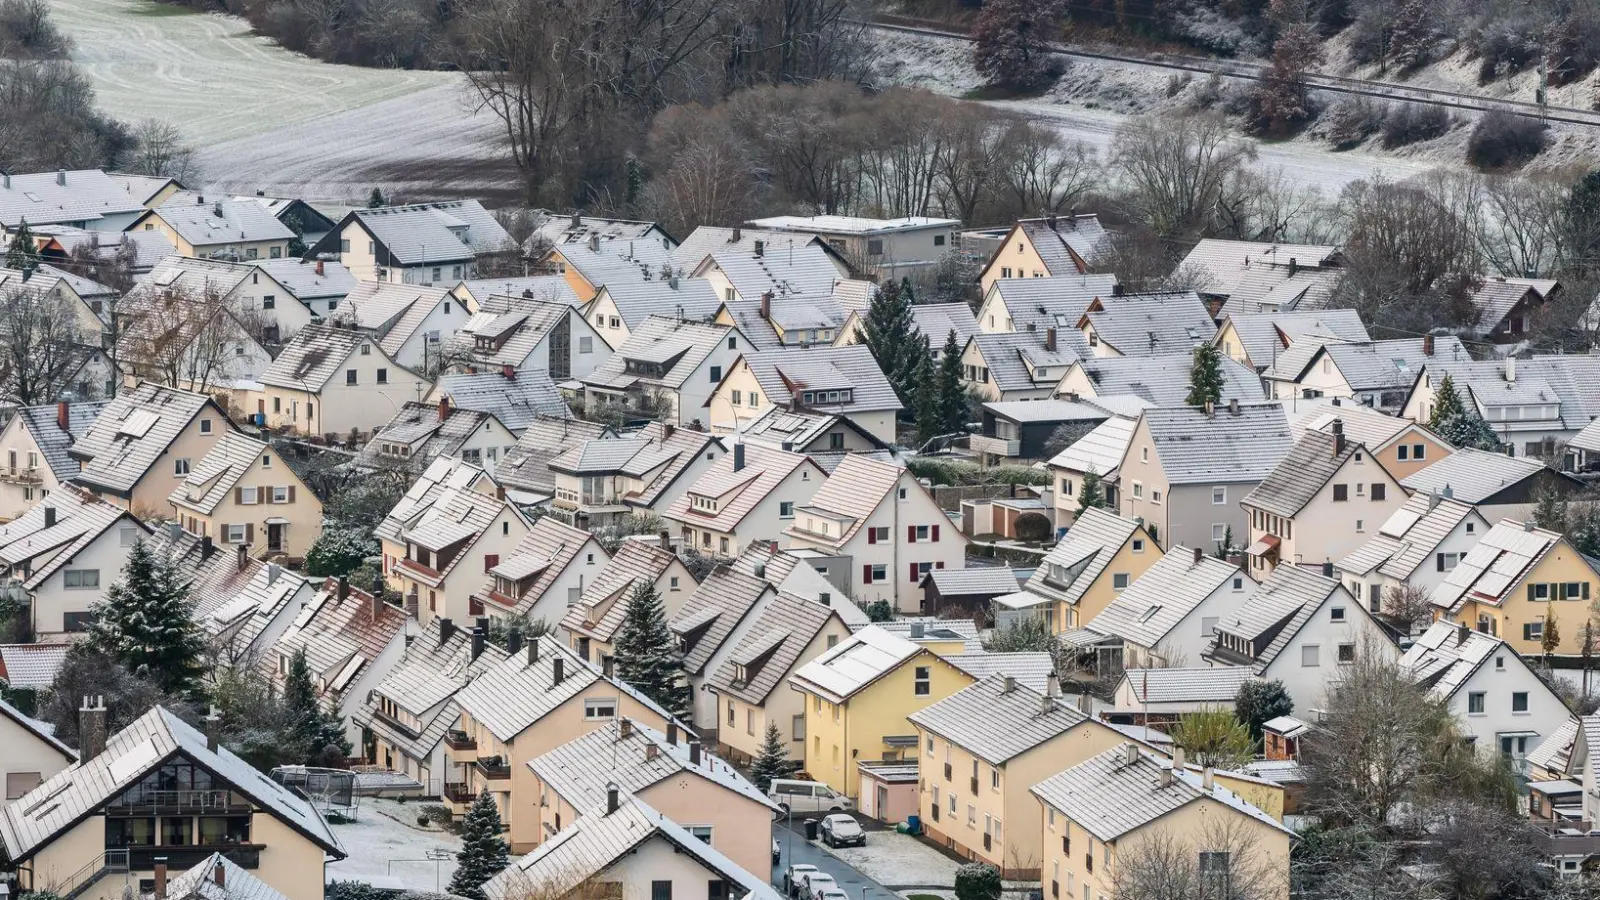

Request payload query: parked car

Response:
[820,813,865,848]
[770,778,854,814]
[783,864,819,898]
[803,874,840,900]
[816,890,850,900]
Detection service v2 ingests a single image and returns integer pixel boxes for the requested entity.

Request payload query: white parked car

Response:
[769,778,854,814]
[803,874,840,900]
[783,864,819,897]
[819,813,865,848]
[816,890,850,900]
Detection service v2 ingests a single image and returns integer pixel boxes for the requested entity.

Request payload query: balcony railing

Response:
[443,783,476,804]
[374,707,421,739]
[0,466,42,484]
[107,790,252,815]
[445,730,477,752]
[475,757,511,780]
[969,435,1020,458]
[123,845,264,871]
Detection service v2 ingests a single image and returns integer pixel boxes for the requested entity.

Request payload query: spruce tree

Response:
[1427,375,1467,430]
[912,335,940,445]
[1428,374,1501,451]
[283,648,352,766]
[367,188,387,208]
[936,329,968,436]
[1185,343,1225,408]
[84,540,206,696]
[448,792,509,900]
[750,722,798,792]
[1077,468,1106,513]
[614,581,691,721]
[858,280,921,406]
[1543,606,1561,658]
[5,220,39,270]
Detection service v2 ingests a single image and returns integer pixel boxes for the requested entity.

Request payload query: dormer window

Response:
[691,494,718,513]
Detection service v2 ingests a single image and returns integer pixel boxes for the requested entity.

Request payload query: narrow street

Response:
[771,815,959,898]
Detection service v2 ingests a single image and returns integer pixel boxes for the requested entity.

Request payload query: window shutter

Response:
[868,529,877,545]
[932,524,940,542]
[862,565,873,584]
[485,554,499,572]
[245,523,254,544]
[234,487,243,505]
[288,485,296,503]
[936,561,945,569]
[1437,554,1445,572]
[909,563,918,582]
[1586,583,1592,600]
[908,526,917,543]
[1528,584,1537,602]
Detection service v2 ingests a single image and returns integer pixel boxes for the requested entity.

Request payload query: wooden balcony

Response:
[475,757,511,780]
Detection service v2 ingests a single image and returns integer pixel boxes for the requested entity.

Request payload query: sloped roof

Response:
[495,416,615,496]
[909,674,1090,764]
[1220,310,1369,370]
[1286,399,1427,452]
[925,567,1022,596]
[1089,550,1246,649]
[560,540,682,644]
[252,258,357,302]
[1070,354,1262,407]
[169,431,271,515]
[1222,264,1345,313]
[149,194,295,247]
[431,369,570,432]
[360,403,503,469]
[479,516,601,618]
[1428,519,1568,612]
[706,591,838,706]
[531,213,670,249]
[347,200,510,265]
[985,274,1121,333]
[598,278,723,330]
[1118,666,1257,704]
[1401,620,1512,700]
[163,852,289,900]
[1080,293,1215,356]
[1466,277,1539,331]
[0,706,343,861]
[71,383,217,493]
[530,719,774,813]
[692,242,845,300]
[789,625,927,704]
[0,486,135,589]
[16,401,106,480]
[1243,430,1360,517]
[1178,240,1340,298]
[786,454,903,548]
[1336,492,1482,579]
[582,316,732,391]
[0,694,74,760]
[1400,448,1550,504]
[672,226,831,272]
[0,643,69,690]
[449,293,575,367]
[1213,564,1335,645]
[1024,507,1141,606]
[270,579,406,691]
[1422,355,1600,431]
[739,407,888,453]
[663,445,819,533]
[146,528,309,656]
[350,617,507,763]
[457,275,580,307]
[1143,403,1292,486]
[556,240,673,291]
[1047,413,1137,479]
[1528,717,1580,774]
[736,345,900,415]
[260,324,379,391]
[669,566,773,675]
[0,168,148,228]
[342,280,455,358]
[1016,216,1110,273]
[912,303,980,349]
[972,331,1091,395]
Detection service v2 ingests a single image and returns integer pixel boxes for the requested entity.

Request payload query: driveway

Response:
[772,815,954,897]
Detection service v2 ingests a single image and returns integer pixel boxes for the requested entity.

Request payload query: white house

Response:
[1086,546,1257,669]
[0,485,149,640]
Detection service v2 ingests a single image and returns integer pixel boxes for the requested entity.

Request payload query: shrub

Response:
[1474,19,1543,83]
[1014,512,1053,542]
[1466,111,1546,170]
[1324,97,1388,149]
[417,814,430,827]
[1380,103,1452,148]
[955,863,1003,900]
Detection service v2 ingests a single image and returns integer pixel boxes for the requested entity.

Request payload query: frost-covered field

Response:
[55,0,515,203]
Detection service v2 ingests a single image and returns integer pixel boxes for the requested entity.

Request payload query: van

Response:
[769,778,854,814]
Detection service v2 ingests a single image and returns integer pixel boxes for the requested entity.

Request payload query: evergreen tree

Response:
[1235,679,1294,744]
[858,280,921,406]
[5,220,39,270]
[936,329,969,436]
[1428,374,1501,451]
[1077,468,1106,513]
[1543,606,1561,658]
[448,792,509,900]
[367,188,387,208]
[614,581,691,721]
[1426,375,1467,429]
[1215,525,1234,558]
[283,648,351,766]
[84,540,206,696]
[913,335,940,445]
[1185,343,1225,408]
[1532,482,1569,532]
[750,722,797,792]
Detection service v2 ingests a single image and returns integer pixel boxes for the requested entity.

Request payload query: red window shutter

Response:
[907,526,916,543]
[931,524,940,542]
[485,553,499,572]
[936,561,945,569]
[868,529,877,545]
[862,564,873,584]
[909,563,919,582]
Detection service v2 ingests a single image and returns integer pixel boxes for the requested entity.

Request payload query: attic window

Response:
[1139,605,1161,623]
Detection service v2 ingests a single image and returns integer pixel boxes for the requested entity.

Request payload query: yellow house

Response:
[0,400,105,522]
[527,718,778,877]
[2,704,344,900]
[445,635,680,853]
[788,626,976,800]
[705,591,853,765]
[1018,507,1161,632]
[129,195,294,261]
[68,382,235,520]
[977,216,1107,299]
[168,432,322,560]
[1032,744,1295,900]
[908,675,1131,878]
[1428,519,1600,656]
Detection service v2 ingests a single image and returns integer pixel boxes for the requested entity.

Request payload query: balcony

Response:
[969,434,1020,459]
[374,707,421,740]
[0,466,42,485]
[443,783,477,805]
[475,756,511,780]
[106,790,252,816]
[445,730,478,754]
[123,845,264,871]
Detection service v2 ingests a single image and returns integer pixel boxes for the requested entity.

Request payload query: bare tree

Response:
[1112,817,1289,900]
[129,118,202,184]
[0,282,94,406]
[1109,112,1258,240]
[994,121,1096,219]
[116,283,263,393]
[1474,169,1576,279]
[1379,582,1433,634]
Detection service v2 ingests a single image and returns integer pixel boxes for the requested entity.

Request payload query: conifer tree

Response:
[1185,343,1225,408]
[1077,468,1106,513]
[1543,606,1561,658]
[614,581,691,721]
[750,722,798,792]
[367,188,387,208]
[913,335,940,445]
[5,220,39,270]
[1429,374,1501,451]
[283,648,351,766]
[858,280,922,406]
[84,540,206,696]
[936,329,969,436]
[1427,374,1467,429]
[448,792,509,900]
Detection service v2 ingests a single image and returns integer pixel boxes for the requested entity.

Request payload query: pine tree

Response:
[1077,468,1106,513]
[5,220,39,270]
[913,335,940,445]
[448,792,509,900]
[1185,343,1225,408]
[84,540,206,696]
[1533,482,1569,532]
[936,329,968,436]
[367,188,386,208]
[1215,524,1234,558]
[750,722,797,792]
[1427,375,1467,429]
[859,280,921,406]
[614,581,691,721]
[1388,0,1433,71]
[1429,375,1501,451]
[283,648,351,766]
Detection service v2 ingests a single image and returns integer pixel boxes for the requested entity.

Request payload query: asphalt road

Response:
[771,814,901,900]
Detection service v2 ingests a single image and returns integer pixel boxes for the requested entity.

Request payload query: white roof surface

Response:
[789,626,924,704]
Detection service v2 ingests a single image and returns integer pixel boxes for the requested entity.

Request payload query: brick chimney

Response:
[153,860,168,900]
[1423,333,1435,356]
[213,861,226,888]
[502,364,515,379]
[438,396,451,422]
[315,260,324,276]
[78,695,107,759]
[760,292,772,321]
[1332,418,1345,456]
[1045,327,1056,352]
[57,400,69,434]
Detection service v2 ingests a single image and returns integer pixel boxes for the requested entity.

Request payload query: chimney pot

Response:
[658,529,672,550]
[1122,742,1139,766]
[267,563,280,585]
[315,260,325,276]
[338,575,350,601]
[234,541,246,569]
[506,628,523,655]
[588,233,600,252]
[166,522,181,542]
[662,422,675,441]
[1045,327,1057,352]
[56,169,65,187]
[204,706,221,752]
[1202,767,1215,791]
[438,396,451,422]
[760,292,772,320]
[213,862,226,887]
[1423,333,1435,356]
[502,364,515,379]
[439,618,456,646]
[371,586,384,620]
[1321,560,1334,577]
[755,240,765,258]
[1204,400,1215,417]
[619,717,632,739]
[78,695,107,759]
[57,400,69,434]
[470,626,485,661]
[606,783,619,815]
[1228,398,1239,415]
[528,640,540,666]
[731,226,742,243]
[1002,676,1016,694]
[1525,520,1536,532]
[1193,546,1203,565]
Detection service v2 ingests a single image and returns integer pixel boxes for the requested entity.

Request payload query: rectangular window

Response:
[1413,443,1425,460]
[652,882,672,900]
[584,697,617,720]
[199,418,213,435]
[63,569,100,589]
[780,502,795,519]
[1212,486,1226,505]
[870,563,887,582]
[915,666,931,696]
[174,458,191,475]
[1337,643,1355,664]
[1112,573,1129,590]
[1513,692,1529,712]
[377,368,388,384]
[1398,445,1409,460]
[579,336,594,354]
[1333,484,1349,502]
[1468,692,1486,714]
[1330,607,1346,622]
[1301,644,1320,667]
[1372,483,1387,501]
[1525,621,1544,641]
[346,369,358,385]
[709,365,722,382]
[225,524,246,543]
[273,486,289,503]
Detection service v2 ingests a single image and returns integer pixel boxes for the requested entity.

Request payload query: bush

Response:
[955,863,1003,900]
[1466,111,1546,170]
[1380,103,1453,149]
[1474,19,1543,83]
[1324,97,1388,149]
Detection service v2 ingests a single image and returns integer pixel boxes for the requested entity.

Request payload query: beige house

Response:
[1336,491,1488,618]
[1077,293,1215,358]
[1118,403,1292,553]
[559,539,696,667]
[0,401,106,521]
[470,515,610,629]
[548,421,724,529]
[0,485,148,640]
[547,239,673,302]
[1287,398,1452,481]
[582,278,722,349]
[1047,413,1137,529]
[1213,309,1369,373]
[259,324,425,438]
[1032,744,1294,900]
[961,331,1088,403]
[977,216,1110,298]
[444,635,680,852]
[0,264,111,342]
[1241,424,1409,576]
[129,195,294,261]
[671,561,780,732]
[340,281,473,375]
[527,719,777,876]
[783,455,967,613]
[910,675,1131,878]
[705,591,852,765]
[705,345,901,444]
[663,443,826,559]
[974,275,1119,335]
[1017,508,1160,632]
[168,432,322,560]
[68,382,234,519]
[310,201,511,286]
[0,697,75,800]
[0,704,344,900]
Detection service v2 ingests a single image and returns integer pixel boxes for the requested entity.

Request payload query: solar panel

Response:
[116,409,158,438]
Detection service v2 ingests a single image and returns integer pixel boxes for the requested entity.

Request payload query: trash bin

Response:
[803,817,819,841]
[906,814,922,835]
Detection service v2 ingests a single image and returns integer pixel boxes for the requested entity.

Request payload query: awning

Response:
[882,735,919,748]
[1497,730,1540,738]
[1245,535,1281,557]
[265,517,290,525]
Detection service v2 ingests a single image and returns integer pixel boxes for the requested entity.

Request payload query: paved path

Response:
[772,816,911,900]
